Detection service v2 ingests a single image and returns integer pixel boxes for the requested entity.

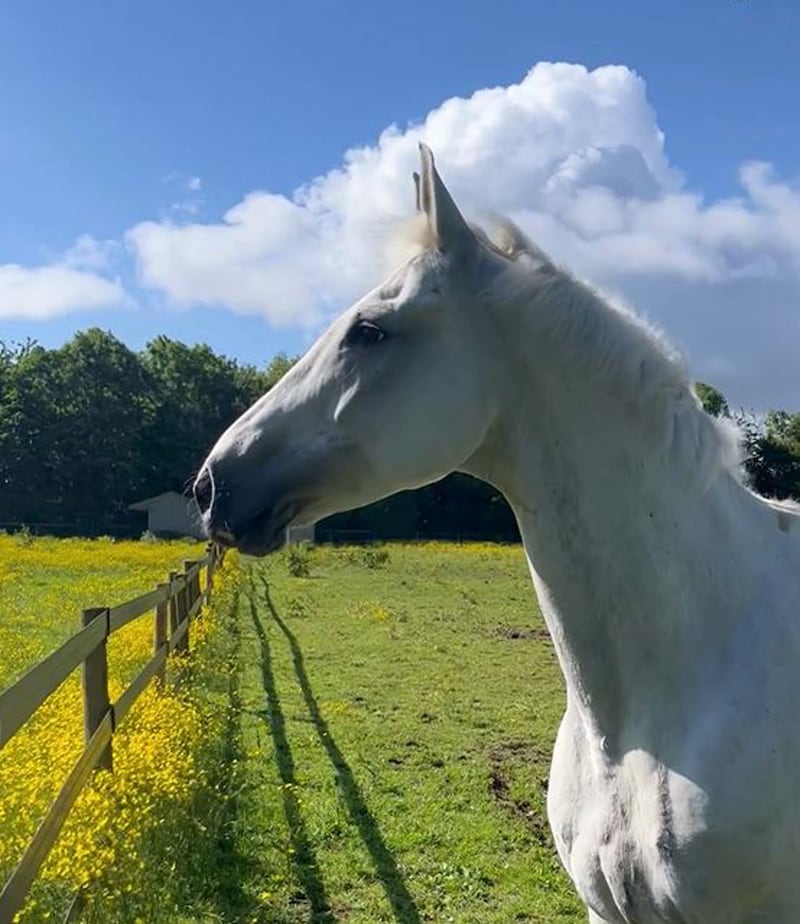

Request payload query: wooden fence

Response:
[0,544,225,924]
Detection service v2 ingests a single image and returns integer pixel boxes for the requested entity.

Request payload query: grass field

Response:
[1,538,585,923]
[214,543,585,923]
[0,533,207,688]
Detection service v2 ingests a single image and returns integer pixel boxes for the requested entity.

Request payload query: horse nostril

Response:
[193,466,215,516]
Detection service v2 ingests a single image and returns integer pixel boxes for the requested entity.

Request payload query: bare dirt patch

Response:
[491,625,551,642]
[487,740,552,847]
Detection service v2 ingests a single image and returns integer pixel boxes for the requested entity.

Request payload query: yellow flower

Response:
[0,536,241,921]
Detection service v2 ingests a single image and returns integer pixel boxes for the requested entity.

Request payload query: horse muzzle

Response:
[193,463,300,556]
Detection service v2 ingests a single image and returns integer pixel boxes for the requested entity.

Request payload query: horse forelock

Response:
[388,212,546,265]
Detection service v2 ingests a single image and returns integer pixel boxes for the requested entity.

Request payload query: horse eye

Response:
[346,320,387,347]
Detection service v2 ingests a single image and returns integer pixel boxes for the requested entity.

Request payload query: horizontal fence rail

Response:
[0,619,107,749]
[0,544,225,924]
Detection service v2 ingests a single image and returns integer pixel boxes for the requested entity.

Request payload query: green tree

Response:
[695,381,730,418]
[0,333,300,530]
[232,351,297,407]
[737,411,800,502]
[765,410,800,455]
[140,337,246,496]
[0,330,149,525]
[696,383,799,501]
[262,352,297,390]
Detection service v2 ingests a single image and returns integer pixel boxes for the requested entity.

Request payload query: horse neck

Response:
[467,273,754,751]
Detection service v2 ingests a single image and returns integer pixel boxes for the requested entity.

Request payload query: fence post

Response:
[81,607,113,772]
[168,571,179,640]
[175,563,190,655]
[205,545,216,604]
[191,562,202,614]
[183,560,196,616]
[154,584,169,683]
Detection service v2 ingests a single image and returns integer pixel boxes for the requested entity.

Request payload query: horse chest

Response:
[546,710,776,924]
[551,777,691,924]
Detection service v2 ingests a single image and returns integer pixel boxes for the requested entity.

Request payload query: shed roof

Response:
[128,491,190,511]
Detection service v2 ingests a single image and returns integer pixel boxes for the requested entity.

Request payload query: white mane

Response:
[400,213,744,491]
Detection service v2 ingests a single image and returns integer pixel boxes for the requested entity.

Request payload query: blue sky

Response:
[1,0,798,407]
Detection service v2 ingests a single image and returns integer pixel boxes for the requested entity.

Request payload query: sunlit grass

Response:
[0,533,206,687]
[0,535,242,923]
[1,538,585,922]
[213,542,584,923]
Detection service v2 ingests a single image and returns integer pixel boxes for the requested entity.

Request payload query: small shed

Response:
[287,524,316,545]
[128,492,206,540]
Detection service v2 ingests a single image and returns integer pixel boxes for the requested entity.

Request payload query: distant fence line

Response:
[312,529,521,545]
[0,544,225,924]
[0,522,140,539]
[3,523,522,545]
[316,528,378,544]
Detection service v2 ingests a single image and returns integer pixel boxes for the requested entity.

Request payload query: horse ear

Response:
[412,171,421,213]
[418,143,476,252]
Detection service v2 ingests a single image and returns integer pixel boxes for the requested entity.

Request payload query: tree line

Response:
[694,382,800,503]
[0,330,289,532]
[0,330,796,540]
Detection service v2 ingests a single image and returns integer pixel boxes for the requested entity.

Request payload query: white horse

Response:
[195,145,800,924]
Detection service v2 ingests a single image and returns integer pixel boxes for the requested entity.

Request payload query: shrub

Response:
[362,545,390,569]
[13,525,33,547]
[344,545,391,569]
[286,542,311,578]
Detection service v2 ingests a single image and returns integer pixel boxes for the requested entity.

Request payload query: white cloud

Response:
[127,63,800,303]
[63,234,120,271]
[128,62,690,323]
[125,62,800,406]
[158,172,205,218]
[128,193,327,326]
[0,262,124,320]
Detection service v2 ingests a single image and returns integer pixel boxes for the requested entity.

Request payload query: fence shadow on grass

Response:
[258,574,422,924]
[203,588,267,922]
[247,586,335,923]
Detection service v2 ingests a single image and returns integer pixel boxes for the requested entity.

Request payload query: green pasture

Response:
[205,543,583,923]
[0,539,584,922]
[0,534,204,688]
